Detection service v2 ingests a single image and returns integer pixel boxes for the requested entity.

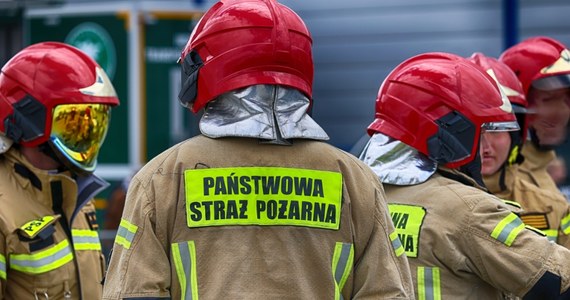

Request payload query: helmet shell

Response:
[179,0,313,113]
[469,52,526,108]
[368,52,517,168]
[0,41,119,147]
[499,36,570,95]
[469,52,529,141]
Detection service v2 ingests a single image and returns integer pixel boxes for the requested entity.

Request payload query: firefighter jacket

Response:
[385,168,570,299]
[102,135,415,300]
[520,141,561,192]
[0,148,108,300]
[484,164,570,248]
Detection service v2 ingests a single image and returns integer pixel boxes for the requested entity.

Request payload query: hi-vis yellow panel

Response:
[388,204,426,258]
[18,216,58,239]
[184,167,343,230]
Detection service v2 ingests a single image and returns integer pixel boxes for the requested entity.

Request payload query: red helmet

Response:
[469,52,528,146]
[499,36,570,95]
[178,0,313,113]
[368,52,518,169]
[468,52,526,108]
[0,41,119,173]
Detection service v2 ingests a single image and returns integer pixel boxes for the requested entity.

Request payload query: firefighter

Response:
[102,0,414,299]
[0,42,120,299]
[359,52,570,298]
[469,52,570,248]
[499,36,570,192]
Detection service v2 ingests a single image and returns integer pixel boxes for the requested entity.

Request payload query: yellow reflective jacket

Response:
[484,164,570,248]
[102,135,415,300]
[0,149,106,300]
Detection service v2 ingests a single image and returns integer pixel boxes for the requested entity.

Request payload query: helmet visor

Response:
[532,73,570,91]
[50,103,111,173]
[481,121,519,132]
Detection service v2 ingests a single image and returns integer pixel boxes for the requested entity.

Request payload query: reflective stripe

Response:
[72,229,102,251]
[501,199,521,209]
[542,229,558,242]
[389,231,405,257]
[491,213,524,246]
[417,266,441,300]
[172,241,199,300]
[332,242,354,300]
[115,219,138,249]
[9,240,73,274]
[561,213,570,235]
[0,254,6,280]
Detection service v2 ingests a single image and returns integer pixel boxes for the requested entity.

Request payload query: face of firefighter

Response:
[480,131,512,176]
[527,87,570,146]
[20,146,62,171]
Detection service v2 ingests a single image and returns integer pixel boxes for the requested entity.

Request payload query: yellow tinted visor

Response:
[50,103,111,172]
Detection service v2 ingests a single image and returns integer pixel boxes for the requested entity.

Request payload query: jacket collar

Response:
[4,148,109,223]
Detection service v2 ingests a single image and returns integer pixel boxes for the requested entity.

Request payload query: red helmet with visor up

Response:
[178,0,314,113]
[368,52,519,169]
[0,42,119,174]
[499,36,570,95]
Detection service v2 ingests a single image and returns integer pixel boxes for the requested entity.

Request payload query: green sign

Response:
[65,22,117,79]
[143,12,202,160]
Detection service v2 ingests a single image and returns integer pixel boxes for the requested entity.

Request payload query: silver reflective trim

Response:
[422,267,436,300]
[481,121,520,132]
[0,255,6,279]
[117,226,135,244]
[359,133,436,185]
[334,243,352,285]
[200,85,329,143]
[391,235,403,252]
[178,242,194,300]
[333,243,353,300]
[496,218,523,244]
[532,73,570,91]
[72,236,100,245]
[10,244,72,270]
